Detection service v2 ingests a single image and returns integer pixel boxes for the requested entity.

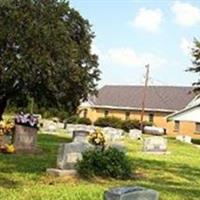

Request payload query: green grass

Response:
[1,133,200,200]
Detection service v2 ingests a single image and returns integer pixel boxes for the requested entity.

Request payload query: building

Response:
[79,85,200,137]
[167,94,200,136]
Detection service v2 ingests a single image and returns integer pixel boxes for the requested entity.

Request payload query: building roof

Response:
[167,94,200,120]
[88,85,196,112]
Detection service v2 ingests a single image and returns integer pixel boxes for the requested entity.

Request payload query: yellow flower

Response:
[5,144,15,153]
[95,138,100,144]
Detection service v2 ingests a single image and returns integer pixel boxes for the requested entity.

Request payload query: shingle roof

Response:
[89,85,195,112]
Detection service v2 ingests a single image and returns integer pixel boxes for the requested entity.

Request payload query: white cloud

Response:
[132,8,163,32]
[180,37,193,55]
[171,1,200,26]
[107,47,165,69]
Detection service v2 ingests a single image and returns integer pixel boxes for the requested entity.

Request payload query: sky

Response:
[69,0,200,87]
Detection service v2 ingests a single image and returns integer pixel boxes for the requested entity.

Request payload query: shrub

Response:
[66,115,79,124]
[56,111,69,122]
[76,147,132,179]
[120,119,140,132]
[41,110,52,119]
[94,117,122,129]
[77,117,92,125]
[142,121,154,127]
[191,138,200,145]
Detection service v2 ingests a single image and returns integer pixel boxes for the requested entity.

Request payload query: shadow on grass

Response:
[133,157,200,182]
[139,182,200,200]
[132,157,200,199]
[0,174,21,189]
[0,134,72,175]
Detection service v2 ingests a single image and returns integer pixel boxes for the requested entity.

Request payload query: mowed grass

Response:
[1,133,200,200]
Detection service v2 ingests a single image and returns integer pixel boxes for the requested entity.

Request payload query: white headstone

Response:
[144,126,165,135]
[129,129,142,140]
[144,136,167,152]
[176,135,191,143]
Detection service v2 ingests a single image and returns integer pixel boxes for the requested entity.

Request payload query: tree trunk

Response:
[0,97,8,120]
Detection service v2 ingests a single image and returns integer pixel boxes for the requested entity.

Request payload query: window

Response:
[174,121,180,131]
[83,109,87,118]
[125,112,130,120]
[104,110,109,117]
[149,113,154,123]
[196,123,200,132]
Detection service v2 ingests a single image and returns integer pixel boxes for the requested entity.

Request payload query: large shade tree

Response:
[0,0,100,119]
[188,39,200,90]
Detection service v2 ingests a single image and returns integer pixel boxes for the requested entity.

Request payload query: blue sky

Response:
[69,0,200,87]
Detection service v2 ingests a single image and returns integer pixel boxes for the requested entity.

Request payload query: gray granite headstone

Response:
[72,130,89,143]
[13,124,37,151]
[104,186,159,200]
[143,136,167,152]
[57,142,92,169]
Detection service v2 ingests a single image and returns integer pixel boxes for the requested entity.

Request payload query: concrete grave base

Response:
[46,168,77,177]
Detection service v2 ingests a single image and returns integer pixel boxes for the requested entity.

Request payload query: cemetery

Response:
[1,117,200,200]
[1,0,200,200]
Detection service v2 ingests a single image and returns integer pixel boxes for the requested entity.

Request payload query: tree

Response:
[188,39,200,91]
[0,0,100,119]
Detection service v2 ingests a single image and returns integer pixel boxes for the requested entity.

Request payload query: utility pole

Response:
[140,64,150,131]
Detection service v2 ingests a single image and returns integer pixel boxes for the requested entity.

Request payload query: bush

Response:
[77,117,92,125]
[191,138,200,145]
[66,115,79,124]
[142,121,154,127]
[120,119,140,132]
[65,116,92,125]
[56,111,69,122]
[76,147,132,179]
[94,117,122,129]
[41,110,52,119]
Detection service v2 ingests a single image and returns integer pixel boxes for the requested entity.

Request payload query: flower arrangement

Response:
[1,144,15,154]
[0,120,14,135]
[15,112,39,128]
[88,129,106,148]
[0,120,15,153]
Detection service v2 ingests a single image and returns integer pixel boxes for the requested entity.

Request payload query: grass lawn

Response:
[1,133,200,200]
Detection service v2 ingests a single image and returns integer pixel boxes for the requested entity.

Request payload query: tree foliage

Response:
[0,0,100,118]
[188,39,200,90]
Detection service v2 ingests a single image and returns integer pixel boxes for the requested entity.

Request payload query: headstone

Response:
[144,126,165,135]
[72,130,89,143]
[47,123,57,132]
[57,142,92,169]
[176,135,183,142]
[66,124,97,138]
[128,129,142,140]
[176,135,191,143]
[103,127,123,142]
[13,124,37,151]
[104,186,159,200]
[143,136,167,152]
[41,120,58,133]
